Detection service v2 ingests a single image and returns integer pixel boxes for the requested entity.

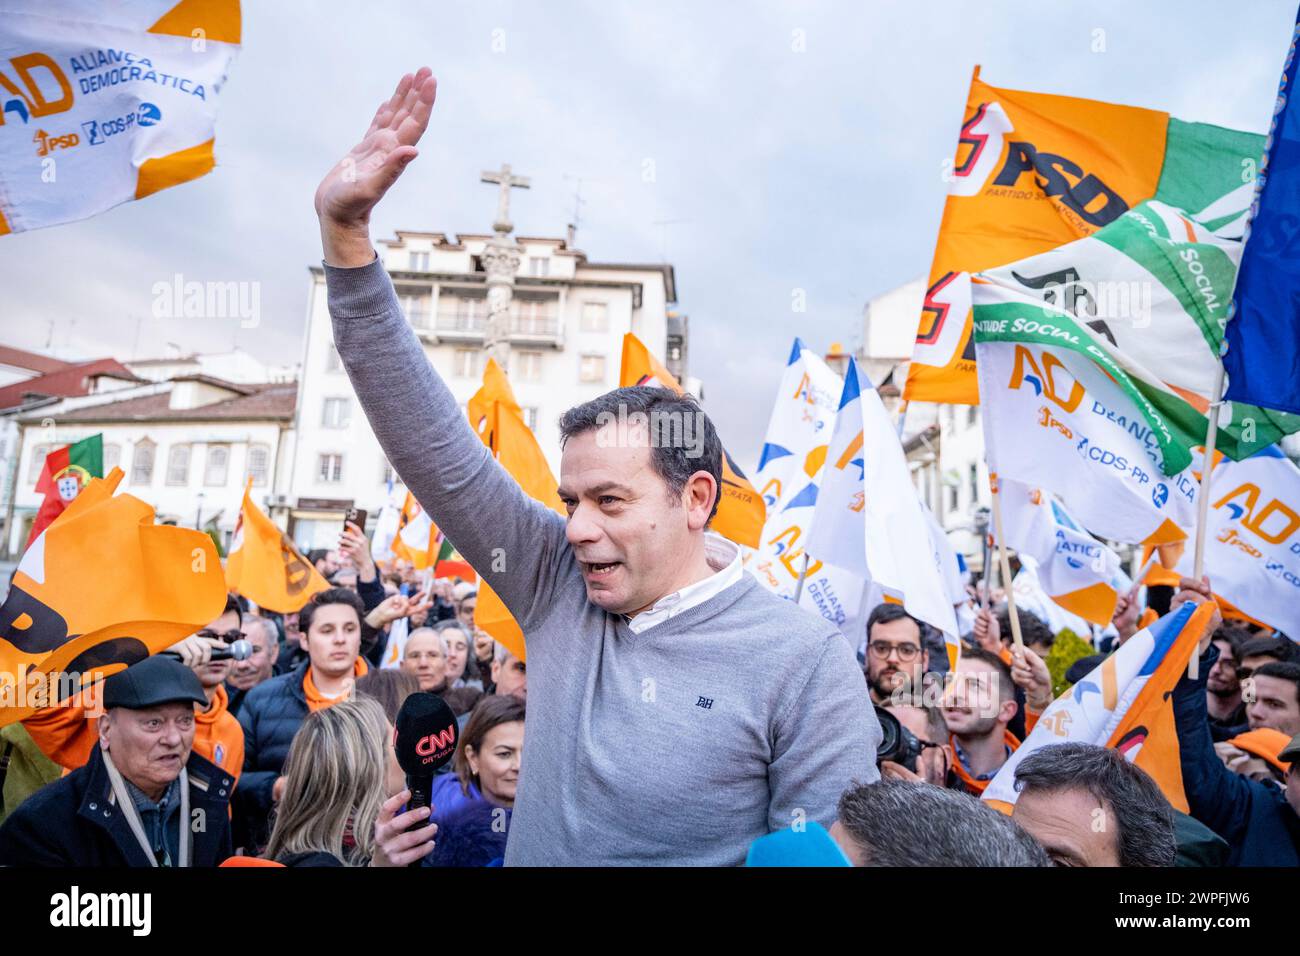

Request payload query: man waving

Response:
[314,68,878,865]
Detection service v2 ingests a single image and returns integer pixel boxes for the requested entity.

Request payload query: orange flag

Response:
[225,481,329,613]
[0,468,227,726]
[470,358,566,665]
[904,67,1169,405]
[619,332,766,547]
[469,359,563,662]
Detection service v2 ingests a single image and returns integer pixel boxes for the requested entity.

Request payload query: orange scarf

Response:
[949,730,1021,796]
[303,657,369,712]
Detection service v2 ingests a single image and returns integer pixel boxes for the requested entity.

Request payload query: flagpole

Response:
[1186,360,1227,680]
[988,472,1025,653]
[792,552,811,602]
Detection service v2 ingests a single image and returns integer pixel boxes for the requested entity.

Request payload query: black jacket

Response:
[1174,643,1300,867]
[0,743,232,867]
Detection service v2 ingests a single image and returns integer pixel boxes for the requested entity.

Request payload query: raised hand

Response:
[314,67,437,267]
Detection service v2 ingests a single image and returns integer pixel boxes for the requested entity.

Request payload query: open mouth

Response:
[583,560,622,582]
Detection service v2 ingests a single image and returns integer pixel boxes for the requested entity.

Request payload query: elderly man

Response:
[0,656,234,866]
[226,613,281,715]
[401,627,449,693]
[315,68,877,865]
[1011,742,1178,867]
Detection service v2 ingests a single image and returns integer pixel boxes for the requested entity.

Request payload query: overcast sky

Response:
[2,0,1296,464]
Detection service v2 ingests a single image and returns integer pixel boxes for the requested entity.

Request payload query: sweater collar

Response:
[625,533,743,635]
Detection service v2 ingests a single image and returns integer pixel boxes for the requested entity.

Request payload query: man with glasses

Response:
[864,604,930,707]
[1206,624,1251,742]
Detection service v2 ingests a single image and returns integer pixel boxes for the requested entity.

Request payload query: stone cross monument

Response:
[479,163,530,371]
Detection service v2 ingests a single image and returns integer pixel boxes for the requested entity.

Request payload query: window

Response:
[515,350,543,382]
[410,251,430,271]
[325,343,342,372]
[322,397,352,429]
[166,444,191,486]
[523,407,539,431]
[246,444,270,487]
[380,459,395,486]
[513,298,553,334]
[401,293,430,329]
[528,256,549,277]
[318,453,343,483]
[131,439,156,486]
[448,295,485,330]
[453,349,482,379]
[579,354,606,384]
[967,406,978,427]
[27,444,50,485]
[969,464,979,507]
[203,444,230,486]
[581,301,608,333]
[103,442,121,473]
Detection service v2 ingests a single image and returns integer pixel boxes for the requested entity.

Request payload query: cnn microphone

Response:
[394,692,459,813]
[161,639,253,663]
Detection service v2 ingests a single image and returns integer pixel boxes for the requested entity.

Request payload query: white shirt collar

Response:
[625,533,743,634]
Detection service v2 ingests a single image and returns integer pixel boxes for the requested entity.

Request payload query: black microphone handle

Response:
[407,772,434,811]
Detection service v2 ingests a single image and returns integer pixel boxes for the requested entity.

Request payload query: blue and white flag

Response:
[744,340,867,638]
[804,359,959,661]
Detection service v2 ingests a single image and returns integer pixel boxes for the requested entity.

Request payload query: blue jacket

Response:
[235,661,312,847]
[1173,644,1300,867]
[0,743,233,867]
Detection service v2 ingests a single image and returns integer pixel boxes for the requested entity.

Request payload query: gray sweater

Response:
[327,256,880,865]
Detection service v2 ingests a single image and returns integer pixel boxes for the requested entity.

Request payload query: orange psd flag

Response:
[619,333,766,547]
[903,66,1169,405]
[469,359,563,663]
[0,469,227,726]
[226,482,329,613]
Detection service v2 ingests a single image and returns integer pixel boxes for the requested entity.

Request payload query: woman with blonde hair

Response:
[264,695,405,866]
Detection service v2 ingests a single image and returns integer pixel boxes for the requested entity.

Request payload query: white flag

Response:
[805,359,959,657]
[744,339,868,638]
[999,477,1124,626]
[0,1,241,234]
[1175,445,1300,637]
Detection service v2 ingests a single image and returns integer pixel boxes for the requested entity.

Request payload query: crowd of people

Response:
[0,66,1296,869]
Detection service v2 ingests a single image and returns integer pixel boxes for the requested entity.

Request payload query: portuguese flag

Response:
[26,434,103,549]
[433,532,475,582]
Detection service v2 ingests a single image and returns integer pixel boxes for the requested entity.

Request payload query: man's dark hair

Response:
[307,548,330,566]
[997,606,1054,651]
[1013,742,1177,867]
[866,603,923,643]
[222,593,243,623]
[835,780,1048,866]
[1239,635,1299,664]
[297,587,365,636]
[1251,662,1300,707]
[1210,624,1253,663]
[957,645,1015,703]
[557,386,724,523]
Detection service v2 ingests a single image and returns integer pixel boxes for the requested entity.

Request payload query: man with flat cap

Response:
[0,656,234,867]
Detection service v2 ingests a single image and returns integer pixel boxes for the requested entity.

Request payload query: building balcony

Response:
[409,307,564,348]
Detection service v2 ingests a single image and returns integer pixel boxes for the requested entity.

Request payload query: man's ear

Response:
[1000,697,1019,726]
[97,710,112,751]
[684,471,718,532]
[491,659,501,683]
